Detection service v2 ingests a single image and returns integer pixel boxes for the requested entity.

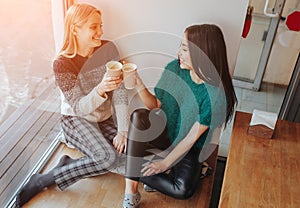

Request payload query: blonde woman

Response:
[16,3,129,207]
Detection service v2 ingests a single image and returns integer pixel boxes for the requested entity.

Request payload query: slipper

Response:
[123,191,141,208]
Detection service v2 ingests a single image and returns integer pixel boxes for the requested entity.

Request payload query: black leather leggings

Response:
[126,108,202,199]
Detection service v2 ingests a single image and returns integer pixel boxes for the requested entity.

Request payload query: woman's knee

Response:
[129,108,167,142]
[93,149,117,167]
[130,108,151,130]
[173,178,197,199]
[170,157,201,199]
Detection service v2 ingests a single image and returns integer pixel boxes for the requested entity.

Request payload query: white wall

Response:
[53,0,249,79]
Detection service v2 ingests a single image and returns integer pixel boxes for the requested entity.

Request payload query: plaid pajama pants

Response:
[54,115,122,190]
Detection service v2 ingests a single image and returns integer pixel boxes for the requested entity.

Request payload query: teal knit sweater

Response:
[154,59,226,148]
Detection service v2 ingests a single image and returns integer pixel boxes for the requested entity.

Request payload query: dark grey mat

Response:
[209,156,227,208]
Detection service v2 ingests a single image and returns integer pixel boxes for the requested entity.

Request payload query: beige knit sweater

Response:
[53,41,129,131]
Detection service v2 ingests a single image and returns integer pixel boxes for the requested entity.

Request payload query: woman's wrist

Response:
[136,83,146,92]
[163,157,173,169]
[97,85,105,97]
[118,131,128,137]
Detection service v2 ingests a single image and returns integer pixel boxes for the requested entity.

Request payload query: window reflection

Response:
[0,0,56,123]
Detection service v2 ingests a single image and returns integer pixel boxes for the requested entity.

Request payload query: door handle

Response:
[264,0,279,18]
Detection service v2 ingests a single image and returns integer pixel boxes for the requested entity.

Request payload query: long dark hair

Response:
[185,24,237,125]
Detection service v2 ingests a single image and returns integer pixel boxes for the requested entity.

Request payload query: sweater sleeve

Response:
[53,59,109,117]
[75,65,109,115]
[113,82,129,131]
[53,58,78,101]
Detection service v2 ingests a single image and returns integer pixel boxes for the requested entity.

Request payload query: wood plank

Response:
[0,114,61,206]
[0,111,61,194]
[0,95,60,178]
[0,101,34,138]
[0,109,51,163]
[0,110,59,173]
[0,82,57,138]
[0,87,60,163]
[0,82,61,206]
[0,109,43,158]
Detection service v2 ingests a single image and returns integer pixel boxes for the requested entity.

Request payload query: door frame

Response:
[279,52,300,122]
[233,0,286,91]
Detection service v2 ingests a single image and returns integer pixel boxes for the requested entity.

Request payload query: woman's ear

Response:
[71,25,77,35]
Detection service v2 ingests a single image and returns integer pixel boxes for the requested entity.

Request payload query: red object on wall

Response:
[286,11,300,32]
[242,6,254,38]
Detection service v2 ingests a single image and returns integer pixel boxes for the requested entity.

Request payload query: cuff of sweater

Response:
[92,87,108,107]
[115,104,129,132]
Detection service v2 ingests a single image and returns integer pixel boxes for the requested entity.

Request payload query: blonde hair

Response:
[58,3,101,58]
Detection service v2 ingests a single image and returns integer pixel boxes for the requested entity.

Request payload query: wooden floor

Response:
[0,83,62,207]
[22,144,218,208]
